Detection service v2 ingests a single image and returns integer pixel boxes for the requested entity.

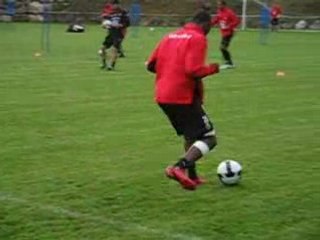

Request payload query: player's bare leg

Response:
[99,46,107,69]
[166,135,217,189]
[107,46,118,70]
[220,45,234,69]
[118,43,125,58]
[184,136,217,183]
[183,139,200,182]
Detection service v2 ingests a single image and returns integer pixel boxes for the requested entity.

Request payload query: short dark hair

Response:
[192,10,211,25]
[219,0,227,6]
[202,2,212,12]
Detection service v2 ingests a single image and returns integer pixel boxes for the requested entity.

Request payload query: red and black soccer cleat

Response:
[165,166,197,190]
[165,166,178,180]
[192,177,207,186]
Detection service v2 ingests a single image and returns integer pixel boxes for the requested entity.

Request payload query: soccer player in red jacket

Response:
[146,11,220,191]
[211,0,240,69]
[270,2,282,31]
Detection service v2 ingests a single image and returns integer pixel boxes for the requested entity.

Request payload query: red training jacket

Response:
[271,5,282,19]
[211,7,240,37]
[147,23,219,104]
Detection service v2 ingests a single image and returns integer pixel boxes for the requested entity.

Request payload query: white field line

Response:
[0,192,204,240]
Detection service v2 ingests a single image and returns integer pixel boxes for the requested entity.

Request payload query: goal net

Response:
[240,0,320,30]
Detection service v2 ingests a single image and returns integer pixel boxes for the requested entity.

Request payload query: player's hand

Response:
[209,63,220,74]
[146,60,157,73]
[233,28,238,35]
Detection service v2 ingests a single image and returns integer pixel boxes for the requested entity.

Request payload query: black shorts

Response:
[271,18,279,26]
[159,101,215,141]
[221,34,233,49]
[103,30,123,50]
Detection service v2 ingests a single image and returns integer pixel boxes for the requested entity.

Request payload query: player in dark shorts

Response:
[118,8,130,58]
[270,18,279,26]
[211,0,240,69]
[146,11,220,191]
[159,100,215,144]
[270,2,282,31]
[102,22,123,55]
[221,34,233,52]
[99,3,129,70]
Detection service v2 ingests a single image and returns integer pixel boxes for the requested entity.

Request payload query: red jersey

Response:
[271,5,282,19]
[102,3,114,17]
[147,23,219,104]
[211,7,240,37]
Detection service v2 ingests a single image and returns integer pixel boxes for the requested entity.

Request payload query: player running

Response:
[99,2,129,70]
[270,2,283,31]
[146,11,220,191]
[118,8,130,58]
[211,0,240,70]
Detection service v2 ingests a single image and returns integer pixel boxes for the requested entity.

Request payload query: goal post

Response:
[241,0,266,31]
[241,0,248,30]
[240,0,320,31]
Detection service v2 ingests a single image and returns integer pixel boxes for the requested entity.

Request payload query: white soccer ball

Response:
[217,160,242,185]
[102,20,112,28]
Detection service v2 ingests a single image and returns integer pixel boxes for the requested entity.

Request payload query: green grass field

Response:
[0,23,319,240]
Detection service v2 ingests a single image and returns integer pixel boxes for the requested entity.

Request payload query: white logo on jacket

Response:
[168,33,192,39]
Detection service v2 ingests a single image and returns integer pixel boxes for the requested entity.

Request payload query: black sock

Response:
[174,158,197,179]
[221,49,233,65]
[188,167,198,180]
[175,158,195,169]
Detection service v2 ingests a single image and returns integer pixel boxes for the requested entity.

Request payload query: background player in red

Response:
[102,0,114,18]
[270,1,283,31]
[211,0,240,70]
[146,11,220,191]
[101,1,129,58]
[118,7,130,58]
